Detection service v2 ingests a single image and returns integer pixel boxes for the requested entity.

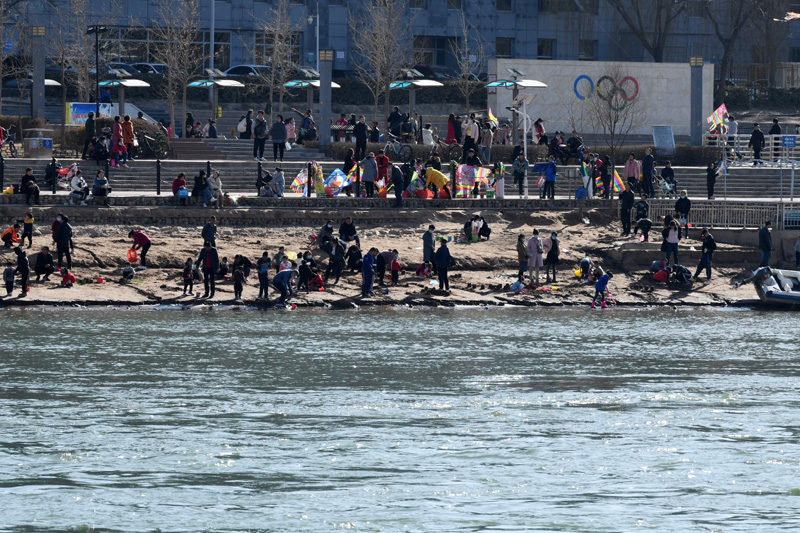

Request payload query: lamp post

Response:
[86,25,107,129]
[307,7,319,73]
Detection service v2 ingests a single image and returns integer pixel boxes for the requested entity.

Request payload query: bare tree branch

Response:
[702,0,759,106]
[448,9,486,112]
[349,0,415,121]
[606,0,687,62]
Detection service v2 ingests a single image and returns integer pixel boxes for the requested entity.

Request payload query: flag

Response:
[717,159,727,177]
[775,11,800,21]
[580,162,589,178]
[594,173,604,194]
[488,107,499,128]
[291,168,308,194]
[612,170,626,192]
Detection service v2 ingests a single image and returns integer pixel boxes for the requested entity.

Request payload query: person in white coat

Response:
[207,170,224,208]
[526,229,544,284]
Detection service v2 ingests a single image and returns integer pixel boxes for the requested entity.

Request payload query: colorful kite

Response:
[612,170,626,192]
[227,194,243,207]
[706,103,728,134]
[774,11,800,21]
[290,168,307,194]
[324,168,356,195]
[487,108,499,128]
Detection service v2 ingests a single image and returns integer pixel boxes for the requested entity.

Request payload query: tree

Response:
[251,0,305,122]
[148,0,205,138]
[0,0,31,115]
[349,0,416,121]
[448,10,486,113]
[702,0,759,107]
[606,0,687,62]
[584,64,645,164]
[753,0,791,87]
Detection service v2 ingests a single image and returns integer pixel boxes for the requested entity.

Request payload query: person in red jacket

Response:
[128,229,151,270]
[375,149,390,187]
[172,172,188,206]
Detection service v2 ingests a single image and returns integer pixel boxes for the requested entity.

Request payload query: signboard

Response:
[652,125,676,155]
[66,103,111,125]
[782,135,796,148]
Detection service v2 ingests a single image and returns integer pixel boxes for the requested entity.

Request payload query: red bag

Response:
[653,270,668,283]
[438,189,451,199]
[415,189,433,199]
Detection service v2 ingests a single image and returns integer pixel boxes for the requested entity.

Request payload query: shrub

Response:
[0,116,49,140]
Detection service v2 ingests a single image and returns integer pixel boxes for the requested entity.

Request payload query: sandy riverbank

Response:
[0,208,767,309]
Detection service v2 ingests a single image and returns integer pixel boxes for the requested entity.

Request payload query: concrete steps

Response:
[170,138,227,160]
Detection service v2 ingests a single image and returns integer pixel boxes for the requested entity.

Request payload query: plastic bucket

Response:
[127,249,138,262]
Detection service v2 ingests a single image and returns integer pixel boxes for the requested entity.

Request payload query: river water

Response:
[2,307,800,532]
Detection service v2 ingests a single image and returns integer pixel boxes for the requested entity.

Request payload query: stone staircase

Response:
[170,138,227,160]
[202,138,326,163]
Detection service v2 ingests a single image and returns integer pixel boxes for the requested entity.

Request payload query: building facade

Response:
[23,0,800,82]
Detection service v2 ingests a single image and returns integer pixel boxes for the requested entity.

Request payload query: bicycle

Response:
[429,135,462,163]
[1,125,18,158]
[134,132,170,160]
[383,132,413,163]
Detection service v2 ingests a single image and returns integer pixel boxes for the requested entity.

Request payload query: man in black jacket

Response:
[338,217,360,249]
[196,241,220,298]
[82,112,95,160]
[759,220,773,267]
[674,190,691,239]
[619,188,635,236]
[353,116,368,161]
[693,228,716,284]
[749,123,765,165]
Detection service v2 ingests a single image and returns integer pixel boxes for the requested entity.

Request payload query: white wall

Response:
[487,59,714,138]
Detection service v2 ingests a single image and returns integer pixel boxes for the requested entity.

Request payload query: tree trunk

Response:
[182,85,188,138]
[373,92,379,124]
[716,49,734,108]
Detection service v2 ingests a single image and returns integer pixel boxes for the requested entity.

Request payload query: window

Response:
[255,32,301,65]
[578,39,596,60]
[410,0,425,7]
[447,0,461,9]
[537,38,554,59]
[290,0,304,4]
[688,1,704,17]
[538,0,596,14]
[497,0,511,10]
[496,37,514,58]
[751,46,767,64]
[204,32,230,70]
[791,47,800,63]
[413,35,450,66]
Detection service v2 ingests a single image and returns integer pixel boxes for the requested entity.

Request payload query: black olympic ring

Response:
[594,76,639,110]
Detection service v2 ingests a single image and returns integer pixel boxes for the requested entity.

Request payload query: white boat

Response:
[740,267,800,307]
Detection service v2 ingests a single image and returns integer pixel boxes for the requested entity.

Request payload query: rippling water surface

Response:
[2,307,800,532]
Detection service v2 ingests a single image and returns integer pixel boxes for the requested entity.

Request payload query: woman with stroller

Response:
[659,161,677,198]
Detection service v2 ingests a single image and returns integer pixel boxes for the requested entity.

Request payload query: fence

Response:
[702,134,800,165]
[648,199,793,229]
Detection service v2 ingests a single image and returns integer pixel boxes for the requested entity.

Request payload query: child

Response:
[232,266,244,300]
[592,271,613,309]
[183,258,194,295]
[391,255,401,285]
[510,275,526,293]
[298,259,312,293]
[217,257,229,279]
[61,267,76,288]
[22,212,34,249]
[120,262,135,283]
[309,272,325,291]
[3,264,14,295]
[279,255,292,272]
[416,262,431,278]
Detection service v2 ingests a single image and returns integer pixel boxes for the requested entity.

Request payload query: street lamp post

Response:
[307,8,319,73]
[86,25,107,132]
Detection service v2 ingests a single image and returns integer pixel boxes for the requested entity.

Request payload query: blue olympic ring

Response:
[573,75,594,101]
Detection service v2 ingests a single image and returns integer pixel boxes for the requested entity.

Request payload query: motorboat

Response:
[739,267,800,307]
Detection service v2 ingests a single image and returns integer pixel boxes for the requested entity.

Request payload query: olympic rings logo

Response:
[573,75,639,111]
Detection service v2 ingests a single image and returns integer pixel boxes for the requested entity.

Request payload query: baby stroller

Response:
[656,175,678,199]
[56,162,79,190]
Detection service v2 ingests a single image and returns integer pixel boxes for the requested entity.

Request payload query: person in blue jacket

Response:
[361,247,378,297]
[543,155,557,200]
[272,268,296,305]
[591,271,613,309]
[196,241,220,298]
[434,239,455,292]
